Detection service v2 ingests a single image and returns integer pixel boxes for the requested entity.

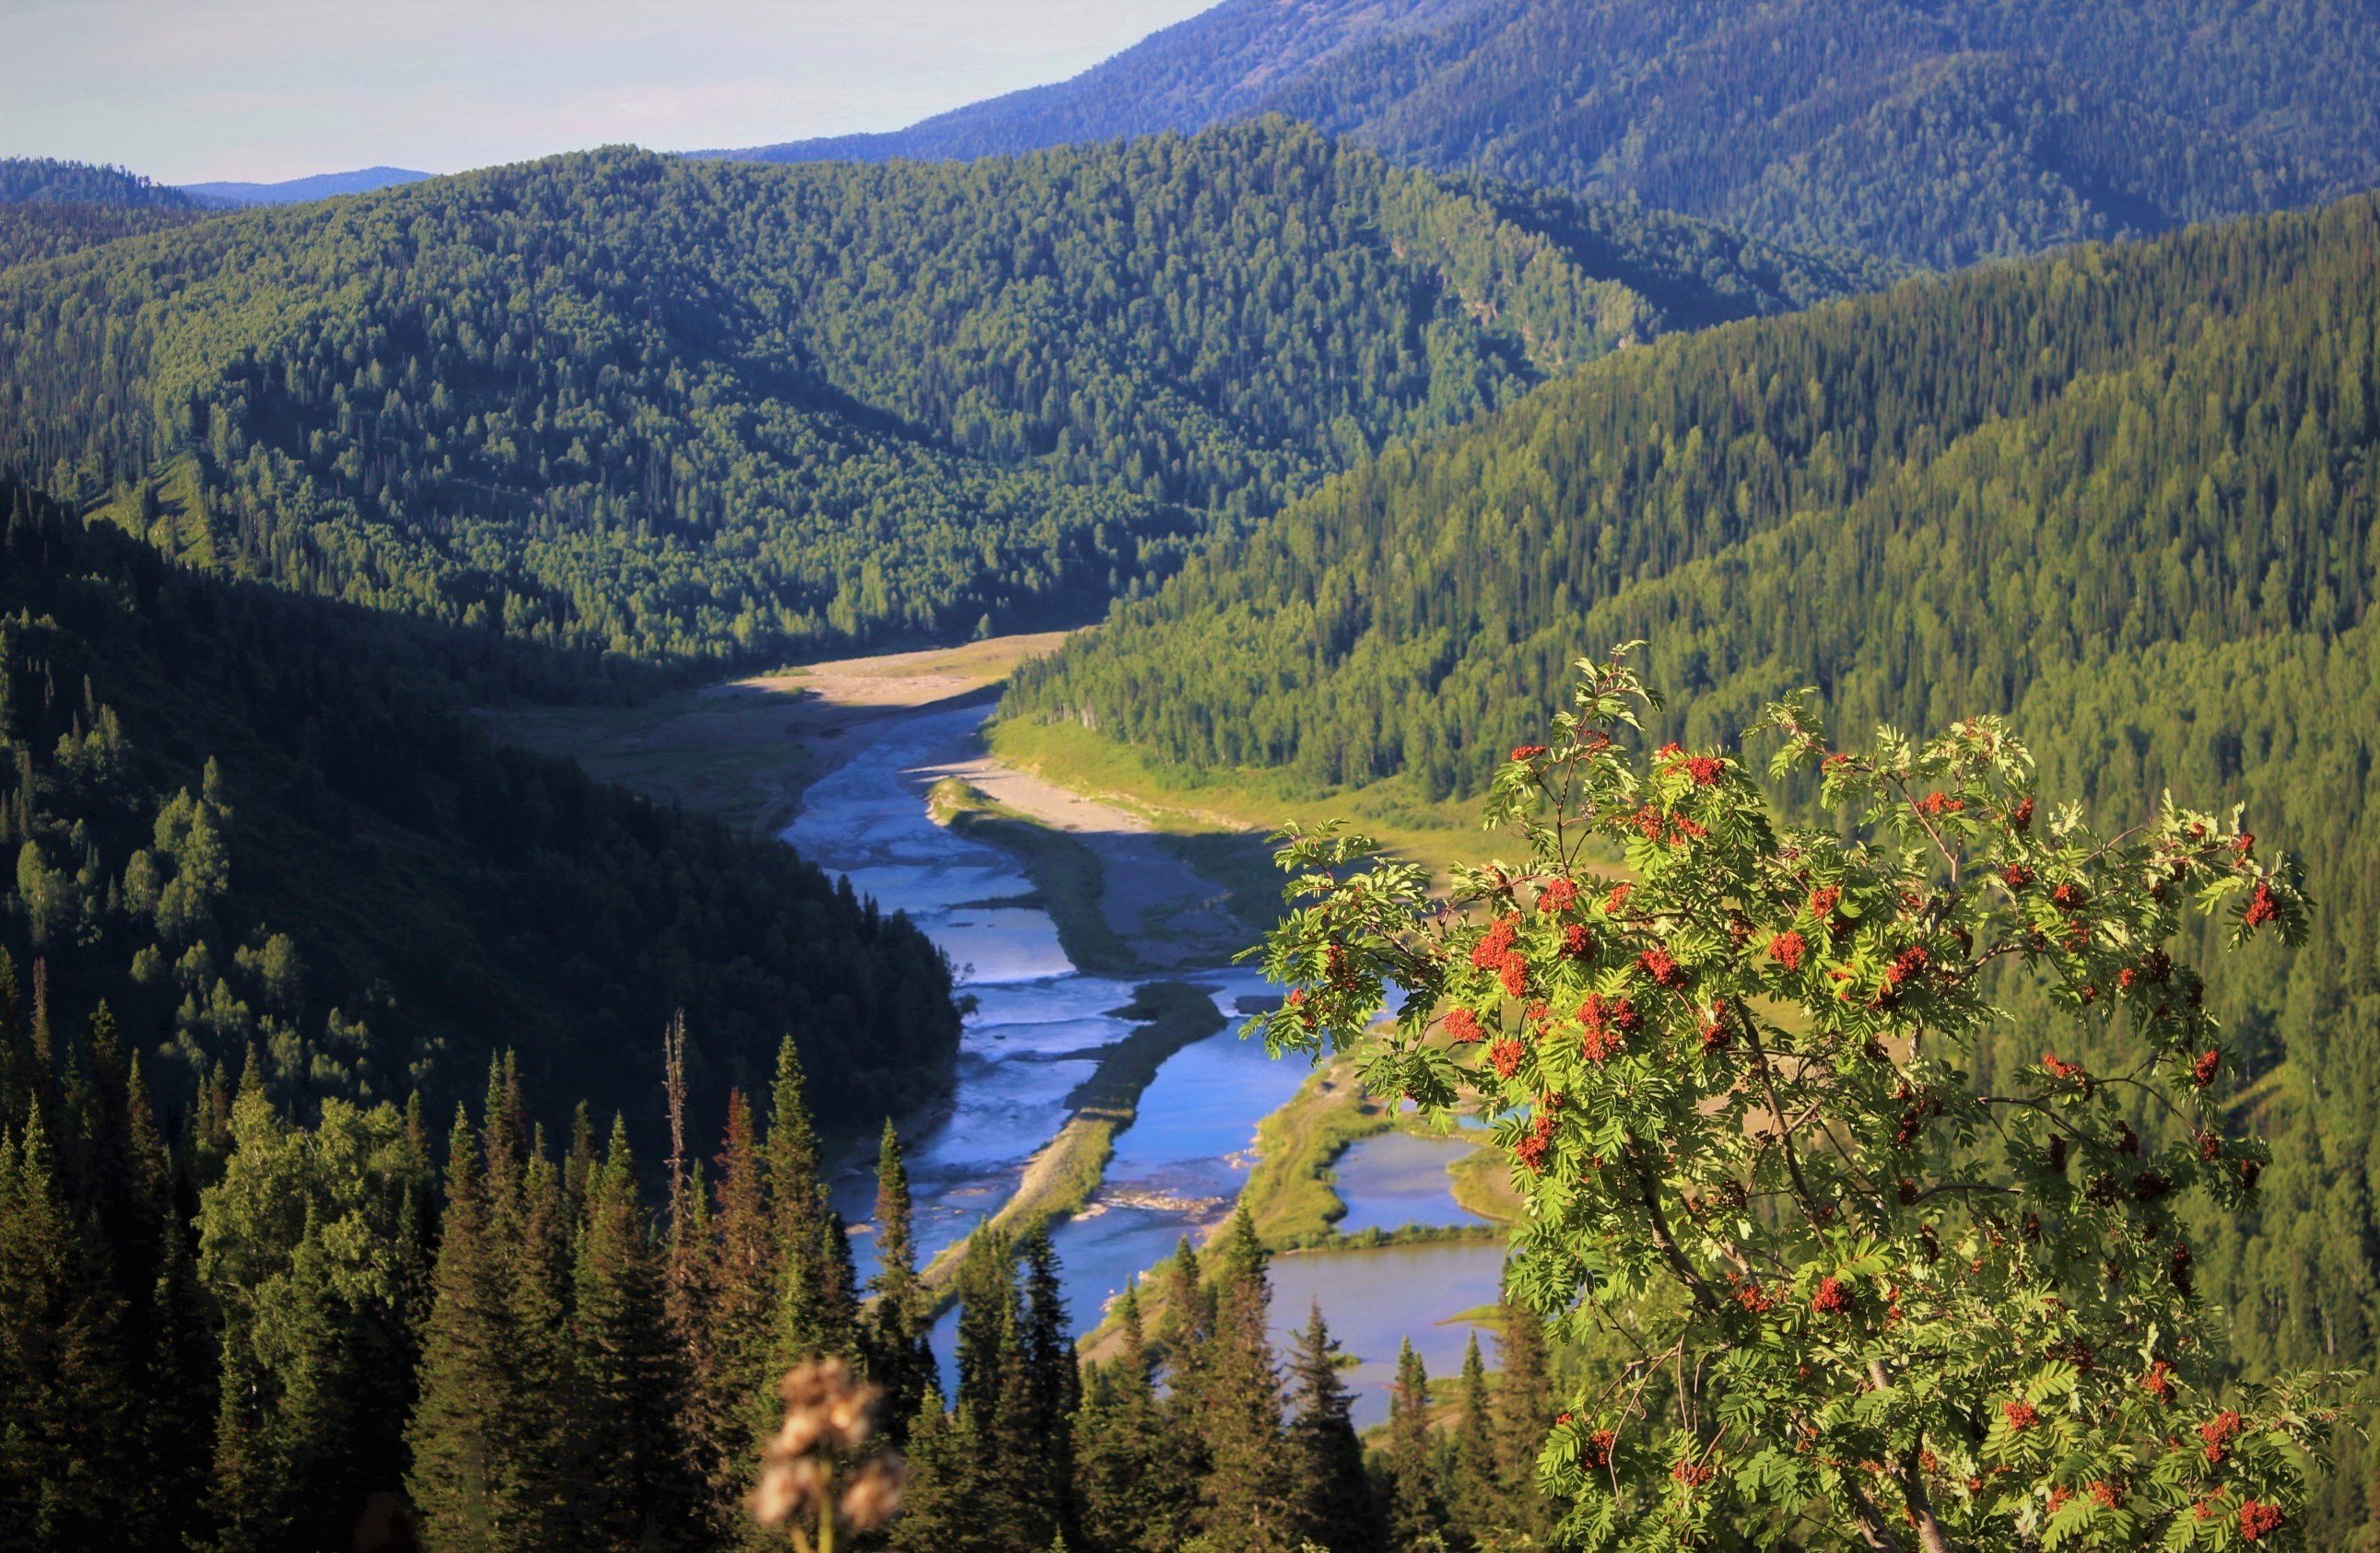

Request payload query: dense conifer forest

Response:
[1013,187,2380,1535]
[9,10,2380,1533]
[0,158,209,271]
[0,122,1879,663]
[0,484,958,1135]
[728,0,2380,268]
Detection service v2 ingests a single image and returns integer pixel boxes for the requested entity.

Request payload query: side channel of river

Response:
[783,701,1503,1426]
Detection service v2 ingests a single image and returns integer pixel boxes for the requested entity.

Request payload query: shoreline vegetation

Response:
[916,980,1226,1304]
[496,627,1516,1335]
[987,712,1493,877]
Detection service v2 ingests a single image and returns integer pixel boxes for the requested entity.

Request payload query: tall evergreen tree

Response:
[1385,1339,1446,1552]
[404,1110,507,1549]
[698,1089,773,1518]
[866,1120,932,1435]
[1073,1281,1193,1553]
[1446,1335,1497,1547]
[1489,1296,1558,1540]
[1284,1301,1378,1552]
[567,1115,690,1546]
[0,1110,126,1550]
[498,1143,573,1544]
[1019,1228,1081,1542]
[887,1386,986,1553]
[1195,1206,1295,1549]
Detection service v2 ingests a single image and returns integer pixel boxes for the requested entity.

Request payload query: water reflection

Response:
[781,699,1505,1423]
[1332,1131,1488,1237]
[1271,1243,1507,1430]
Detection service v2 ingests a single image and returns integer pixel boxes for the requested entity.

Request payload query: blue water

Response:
[780,697,1503,1420]
[1332,1131,1490,1236]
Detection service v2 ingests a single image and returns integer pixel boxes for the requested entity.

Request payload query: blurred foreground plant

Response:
[750,1357,905,1553]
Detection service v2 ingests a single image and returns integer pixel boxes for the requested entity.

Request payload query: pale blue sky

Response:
[0,0,1216,184]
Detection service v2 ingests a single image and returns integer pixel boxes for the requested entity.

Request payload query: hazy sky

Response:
[0,0,1218,185]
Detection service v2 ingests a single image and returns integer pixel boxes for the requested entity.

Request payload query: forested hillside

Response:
[0,158,198,210]
[0,122,1878,663]
[1011,193,2380,1526]
[0,158,208,272]
[731,0,2380,269]
[0,483,959,1136]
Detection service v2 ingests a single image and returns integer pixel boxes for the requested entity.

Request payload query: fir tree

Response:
[1445,1334,1498,1547]
[865,1120,932,1435]
[1284,1301,1378,1552]
[700,1089,773,1514]
[1385,1339,1446,1551]
[887,1386,987,1553]
[1019,1228,1081,1542]
[498,1143,572,1544]
[1195,1206,1295,1549]
[404,1110,506,1548]
[0,1110,126,1549]
[1488,1296,1558,1540]
[567,1115,690,1546]
[1072,1282,1194,1553]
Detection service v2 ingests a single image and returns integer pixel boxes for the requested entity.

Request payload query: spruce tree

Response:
[1072,1282,1193,1553]
[701,1090,773,1515]
[864,1120,933,1437]
[1447,1335,1497,1548]
[1385,1339,1446,1551]
[1489,1296,1558,1540]
[1019,1227,1081,1536]
[887,1386,986,1553]
[498,1144,572,1543]
[404,1110,506,1548]
[764,1036,825,1281]
[0,1111,126,1549]
[1284,1301,1378,1552]
[567,1115,689,1546]
[1196,1207,1295,1548]
[954,1228,1016,1418]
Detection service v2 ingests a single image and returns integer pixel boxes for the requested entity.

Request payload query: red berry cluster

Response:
[1637,946,1687,988]
[1515,1110,1557,1174]
[1768,930,1808,971]
[2199,1409,2243,1464]
[1578,993,1639,1064]
[1444,1006,1484,1045]
[1810,1276,1850,1315]
[1488,1037,1523,1080]
[1537,877,1577,915]
[1471,914,1528,998]
[2239,1500,2285,1540]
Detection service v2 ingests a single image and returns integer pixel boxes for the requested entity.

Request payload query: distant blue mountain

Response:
[181,166,431,206]
[702,0,2380,270]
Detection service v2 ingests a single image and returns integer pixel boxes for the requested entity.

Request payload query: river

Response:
[784,699,1505,1426]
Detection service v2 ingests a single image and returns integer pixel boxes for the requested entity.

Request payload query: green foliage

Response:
[0,485,960,1133]
[0,158,197,211]
[1251,648,2342,1547]
[743,0,2380,269]
[1017,198,2380,1542]
[0,204,206,273]
[0,123,1869,663]
[196,1071,429,1548]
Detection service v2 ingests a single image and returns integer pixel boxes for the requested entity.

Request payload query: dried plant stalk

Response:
[750,1357,906,1553]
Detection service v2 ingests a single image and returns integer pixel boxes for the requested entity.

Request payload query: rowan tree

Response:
[1250,647,2341,1550]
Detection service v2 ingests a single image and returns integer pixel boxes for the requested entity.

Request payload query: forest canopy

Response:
[0,122,1882,665]
[729,0,2380,271]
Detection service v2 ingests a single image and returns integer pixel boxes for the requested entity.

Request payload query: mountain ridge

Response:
[710,0,2380,268]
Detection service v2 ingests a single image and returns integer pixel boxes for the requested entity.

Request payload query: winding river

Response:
[785,700,1504,1426]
